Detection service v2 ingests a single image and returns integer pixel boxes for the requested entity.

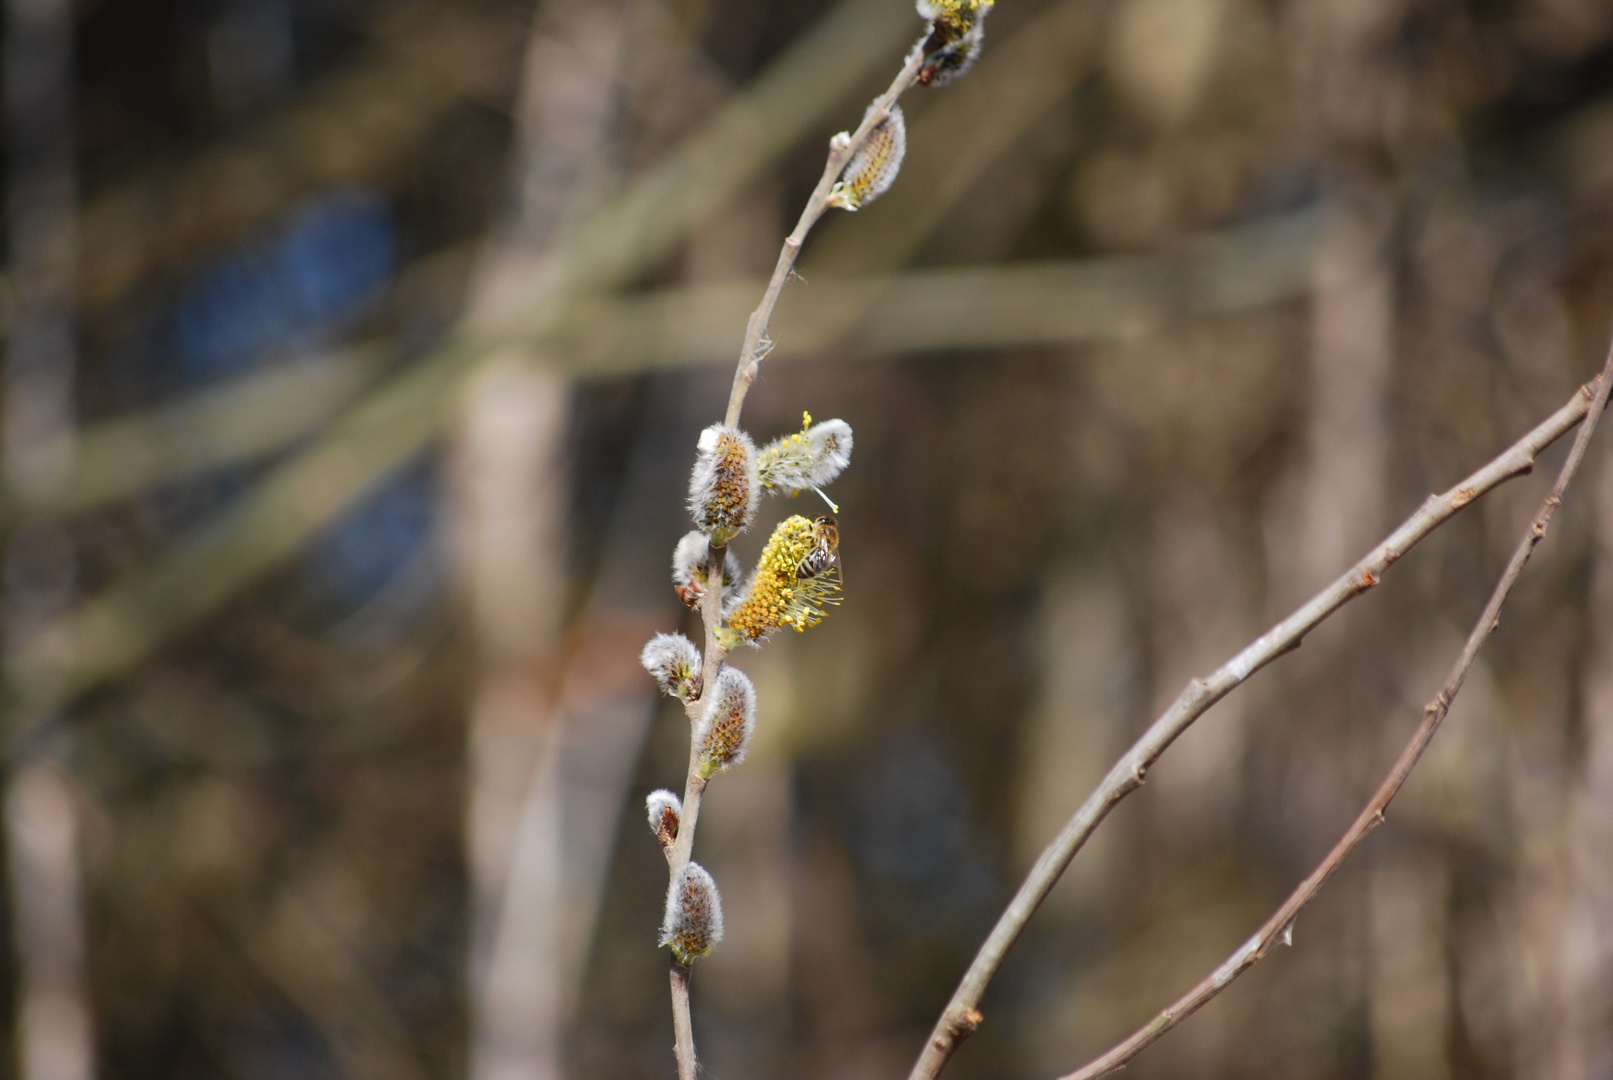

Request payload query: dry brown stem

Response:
[1055,338,1613,1080]
[908,362,1612,1080]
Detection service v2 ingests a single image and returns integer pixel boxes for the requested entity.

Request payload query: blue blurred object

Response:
[174,189,395,383]
[161,189,439,625]
[307,456,441,622]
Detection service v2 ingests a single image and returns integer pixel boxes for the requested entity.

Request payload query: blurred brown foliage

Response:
[6,0,1613,1077]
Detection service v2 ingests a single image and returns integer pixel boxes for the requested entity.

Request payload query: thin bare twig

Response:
[907,372,1607,1079]
[664,30,930,1080]
[1058,338,1613,1080]
[724,39,928,427]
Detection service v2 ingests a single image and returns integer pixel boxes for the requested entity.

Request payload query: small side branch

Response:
[905,371,1605,1080]
[1056,338,1613,1080]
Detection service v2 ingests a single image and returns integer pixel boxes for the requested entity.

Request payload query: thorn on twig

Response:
[1280,922,1294,947]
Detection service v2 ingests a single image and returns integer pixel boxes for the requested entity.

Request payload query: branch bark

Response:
[1056,336,1613,1080]
[907,369,1609,1080]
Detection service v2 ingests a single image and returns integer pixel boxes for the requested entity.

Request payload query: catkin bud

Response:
[757,412,854,496]
[695,667,757,778]
[828,106,906,211]
[719,515,841,649]
[640,632,703,700]
[660,862,724,964]
[646,789,682,847]
[688,424,759,544]
[671,530,743,611]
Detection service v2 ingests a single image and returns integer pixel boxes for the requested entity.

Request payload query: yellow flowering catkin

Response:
[917,0,992,30]
[756,412,854,495]
[719,516,841,649]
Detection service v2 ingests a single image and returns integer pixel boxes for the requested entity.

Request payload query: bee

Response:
[795,515,840,579]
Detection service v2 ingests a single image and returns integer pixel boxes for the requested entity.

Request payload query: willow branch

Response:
[1059,338,1613,1080]
[724,38,927,427]
[907,372,1606,1079]
[663,30,928,1080]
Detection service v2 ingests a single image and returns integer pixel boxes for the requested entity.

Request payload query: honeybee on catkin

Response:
[795,515,840,580]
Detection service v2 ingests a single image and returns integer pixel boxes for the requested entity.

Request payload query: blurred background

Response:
[3,0,1613,1077]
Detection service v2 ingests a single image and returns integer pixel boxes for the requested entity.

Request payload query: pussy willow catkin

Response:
[719,515,841,649]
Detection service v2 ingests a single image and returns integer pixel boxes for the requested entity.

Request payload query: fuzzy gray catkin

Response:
[916,0,991,85]
[919,18,984,84]
[671,530,743,610]
[640,633,702,701]
[688,424,759,544]
[756,413,854,496]
[661,862,724,964]
[695,667,757,778]
[646,790,682,847]
[828,106,906,211]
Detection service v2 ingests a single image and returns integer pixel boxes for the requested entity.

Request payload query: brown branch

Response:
[663,30,929,1080]
[906,369,1608,1080]
[1057,337,1613,1080]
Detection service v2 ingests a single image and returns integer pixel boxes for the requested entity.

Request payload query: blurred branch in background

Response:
[452,0,626,1075]
[4,0,93,1073]
[1572,461,1613,1080]
[11,207,1318,520]
[19,346,387,516]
